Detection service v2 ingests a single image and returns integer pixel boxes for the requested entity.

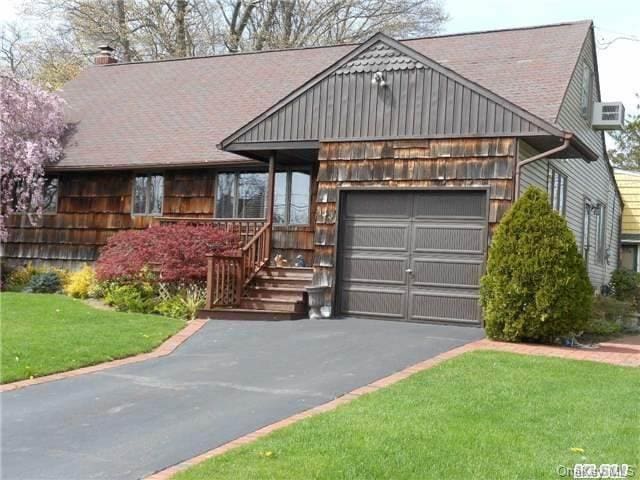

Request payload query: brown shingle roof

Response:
[55,20,591,170]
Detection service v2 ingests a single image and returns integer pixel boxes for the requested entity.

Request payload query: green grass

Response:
[0,292,185,383]
[176,351,639,480]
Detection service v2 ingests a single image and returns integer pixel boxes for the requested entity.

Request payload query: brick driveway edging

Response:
[0,319,208,393]
[145,335,640,480]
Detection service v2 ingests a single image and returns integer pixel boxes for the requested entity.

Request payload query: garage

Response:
[337,189,488,325]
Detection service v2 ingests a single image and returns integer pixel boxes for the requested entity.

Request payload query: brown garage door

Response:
[337,189,488,325]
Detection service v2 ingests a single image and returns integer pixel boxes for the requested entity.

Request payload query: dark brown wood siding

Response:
[312,137,516,313]
[2,169,313,268]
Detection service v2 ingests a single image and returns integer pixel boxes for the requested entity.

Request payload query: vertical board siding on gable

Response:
[312,138,516,312]
[553,31,620,286]
[233,67,544,144]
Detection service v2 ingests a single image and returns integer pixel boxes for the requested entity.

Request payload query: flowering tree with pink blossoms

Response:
[0,75,65,241]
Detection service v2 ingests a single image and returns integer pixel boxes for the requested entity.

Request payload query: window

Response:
[582,200,592,260]
[580,62,593,120]
[215,172,267,218]
[133,174,164,215]
[14,177,58,214]
[42,178,59,213]
[621,245,639,272]
[593,203,606,264]
[274,170,311,225]
[547,166,567,215]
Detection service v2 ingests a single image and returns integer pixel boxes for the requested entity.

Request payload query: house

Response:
[2,20,624,325]
[615,169,640,271]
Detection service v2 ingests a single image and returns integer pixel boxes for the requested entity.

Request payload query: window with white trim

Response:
[133,174,164,215]
[547,166,567,215]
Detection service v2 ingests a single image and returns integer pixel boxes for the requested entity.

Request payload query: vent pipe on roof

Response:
[95,45,117,65]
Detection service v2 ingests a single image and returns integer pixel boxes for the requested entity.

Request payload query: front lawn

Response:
[176,351,639,480]
[0,292,185,383]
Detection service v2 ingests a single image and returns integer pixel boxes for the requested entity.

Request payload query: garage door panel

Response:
[340,287,406,318]
[341,255,408,285]
[342,221,410,252]
[411,258,483,289]
[409,290,482,324]
[338,189,488,326]
[345,191,412,219]
[412,223,485,254]
[413,190,486,218]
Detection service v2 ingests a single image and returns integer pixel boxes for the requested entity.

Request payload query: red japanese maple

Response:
[95,224,239,283]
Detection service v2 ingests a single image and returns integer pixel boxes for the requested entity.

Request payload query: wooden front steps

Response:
[198,267,313,320]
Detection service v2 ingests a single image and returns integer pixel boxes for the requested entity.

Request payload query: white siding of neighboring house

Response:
[518,30,622,289]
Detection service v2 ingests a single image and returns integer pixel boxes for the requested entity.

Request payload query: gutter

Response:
[514,138,571,199]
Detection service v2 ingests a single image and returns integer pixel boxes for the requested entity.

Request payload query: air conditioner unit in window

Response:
[592,102,625,130]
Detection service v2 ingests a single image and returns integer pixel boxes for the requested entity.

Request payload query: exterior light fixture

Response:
[371,71,387,87]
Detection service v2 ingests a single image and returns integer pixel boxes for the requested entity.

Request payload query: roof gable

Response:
[221,34,565,150]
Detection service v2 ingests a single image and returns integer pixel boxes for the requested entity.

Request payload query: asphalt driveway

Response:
[1,318,483,480]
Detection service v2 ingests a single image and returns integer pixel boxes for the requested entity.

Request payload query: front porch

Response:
[156,153,318,320]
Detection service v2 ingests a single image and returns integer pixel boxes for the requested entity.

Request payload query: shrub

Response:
[608,269,640,307]
[480,187,593,342]
[4,263,69,291]
[592,295,633,323]
[87,280,106,299]
[103,281,158,313]
[64,265,97,299]
[584,317,623,336]
[24,271,62,293]
[155,283,206,320]
[1,260,13,290]
[585,295,629,337]
[95,224,239,284]
[5,263,44,291]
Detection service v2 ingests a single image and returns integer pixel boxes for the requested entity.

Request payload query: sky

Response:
[445,0,640,114]
[1,0,638,114]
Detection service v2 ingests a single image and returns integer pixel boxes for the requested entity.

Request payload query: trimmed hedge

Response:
[480,187,593,342]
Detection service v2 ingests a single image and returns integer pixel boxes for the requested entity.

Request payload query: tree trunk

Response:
[175,0,188,57]
[116,0,131,62]
[281,0,295,48]
[253,0,278,51]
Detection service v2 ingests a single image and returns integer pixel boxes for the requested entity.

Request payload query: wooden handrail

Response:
[153,217,266,247]
[205,222,272,308]
[241,222,270,253]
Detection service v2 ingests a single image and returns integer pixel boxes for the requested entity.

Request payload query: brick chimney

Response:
[95,45,117,65]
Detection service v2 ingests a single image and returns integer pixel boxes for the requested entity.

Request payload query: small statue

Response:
[294,255,306,267]
[274,254,289,267]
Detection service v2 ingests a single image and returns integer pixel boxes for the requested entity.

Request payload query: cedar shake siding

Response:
[312,138,515,313]
[2,169,315,268]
